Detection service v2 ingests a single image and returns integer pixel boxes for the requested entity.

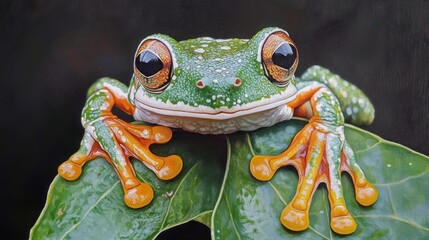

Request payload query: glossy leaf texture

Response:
[212,119,429,239]
[31,119,429,239]
[30,132,225,240]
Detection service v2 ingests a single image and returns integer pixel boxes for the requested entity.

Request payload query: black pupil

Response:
[135,50,163,77]
[272,43,296,70]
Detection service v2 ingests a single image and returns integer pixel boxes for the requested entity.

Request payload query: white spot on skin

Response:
[352,97,357,103]
[409,162,413,166]
[341,90,348,98]
[245,94,249,98]
[387,164,392,168]
[220,46,231,50]
[213,79,218,84]
[215,69,222,73]
[328,77,338,87]
[194,48,205,53]
[358,98,366,107]
[206,99,211,103]
[353,107,359,113]
[201,44,208,47]
[237,59,242,63]
[212,95,216,100]
[172,75,177,80]
[346,107,352,116]
[197,56,203,60]
[214,58,223,61]
[226,98,230,102]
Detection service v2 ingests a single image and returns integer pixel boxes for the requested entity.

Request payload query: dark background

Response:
[1,0,428,239]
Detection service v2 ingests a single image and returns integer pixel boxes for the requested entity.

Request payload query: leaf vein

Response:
[210,136,232,240]
[225,195,242,240]
[387,185,397,215]
[246,133,256,156]
[268,182,287,205]
[160,163,200,230]
[374,169,429,187]
[354,141,381,155]
[59,181,120,240]
[322,188,333,240]
[354,215,429,232]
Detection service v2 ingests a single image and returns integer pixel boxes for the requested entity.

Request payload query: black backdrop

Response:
[1,1,428,239]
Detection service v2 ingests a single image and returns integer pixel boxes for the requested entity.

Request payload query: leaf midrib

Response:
[159,163,200,231]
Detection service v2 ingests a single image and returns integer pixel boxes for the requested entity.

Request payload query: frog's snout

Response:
[195,77,243,90]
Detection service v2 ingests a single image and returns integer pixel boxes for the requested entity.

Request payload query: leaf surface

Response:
[212,119,429,239]
[31,120,429,239]
[30,133,225,240]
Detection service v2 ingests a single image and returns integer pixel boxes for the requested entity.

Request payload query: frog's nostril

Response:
[233,78,242,87]
[196,80,205,89]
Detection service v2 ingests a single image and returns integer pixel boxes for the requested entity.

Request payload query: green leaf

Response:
[31,119,429,239]
[211,119,429,239]
[30,133,225,240]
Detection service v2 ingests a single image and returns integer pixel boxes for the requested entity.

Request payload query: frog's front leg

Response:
[250,84,378,235]
[58,78,182,208]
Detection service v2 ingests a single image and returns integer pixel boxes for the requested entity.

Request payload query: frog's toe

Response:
[154,155,183,180]
[342,142,378,206]
[119,120,172,144]
[355,182,378,206]
[151,126,173,144]
[58,161,82,181]
[110,119,183,181]
[58,133,102,181]
[280,204,310,231]
[250,156,276,181]
[330,206,357,235]
[124,179,154,209]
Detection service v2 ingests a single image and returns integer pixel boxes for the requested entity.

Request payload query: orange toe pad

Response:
[280,204,309,231]
[124,183,154,209]
[58,162,82,181]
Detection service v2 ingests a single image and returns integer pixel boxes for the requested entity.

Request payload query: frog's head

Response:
[132,27,298,122]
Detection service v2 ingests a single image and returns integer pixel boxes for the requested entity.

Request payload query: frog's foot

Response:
[58,118,183,208]
[249,121,378,235]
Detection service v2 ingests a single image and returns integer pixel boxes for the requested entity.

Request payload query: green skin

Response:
[75,27,376,234]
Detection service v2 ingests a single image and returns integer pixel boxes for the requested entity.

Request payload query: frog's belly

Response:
[133,105,293,134]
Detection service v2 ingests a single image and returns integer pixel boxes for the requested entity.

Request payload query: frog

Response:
[57,27,378,235]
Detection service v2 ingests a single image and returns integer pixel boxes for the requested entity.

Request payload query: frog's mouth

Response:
[134,84,297,120]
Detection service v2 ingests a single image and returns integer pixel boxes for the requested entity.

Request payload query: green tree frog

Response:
[57,27,378,235]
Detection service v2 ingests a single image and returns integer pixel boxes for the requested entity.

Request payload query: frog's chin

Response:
[134,101,294,134]
[133,84,297,121]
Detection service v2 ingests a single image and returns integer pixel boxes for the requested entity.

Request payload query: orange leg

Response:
[58,78,183,209]
[249,85,378,235]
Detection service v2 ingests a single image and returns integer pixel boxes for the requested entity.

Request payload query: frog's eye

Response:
[261,31,298,86]
[134,39,172,93]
